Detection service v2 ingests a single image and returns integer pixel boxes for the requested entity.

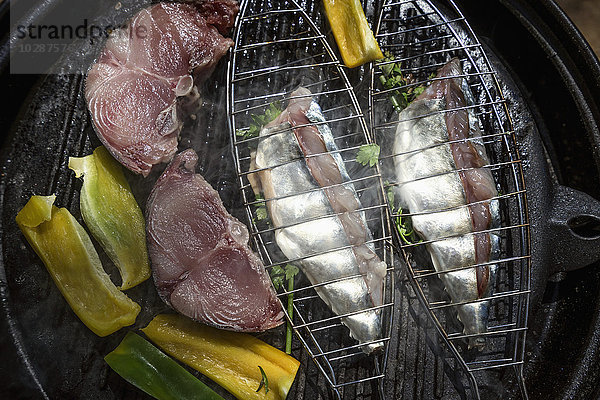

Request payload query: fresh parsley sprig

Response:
[236,102,283,141]
[254,193,268,223]
[377,52,432,113]
[270,264,299,291]
[270,264,300,354]
[385,183,421,245]
[356,144,380,167]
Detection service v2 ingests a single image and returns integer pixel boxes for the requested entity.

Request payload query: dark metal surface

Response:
[1,0,600,399]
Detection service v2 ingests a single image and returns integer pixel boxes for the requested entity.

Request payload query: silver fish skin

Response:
[251,87,387,353]
[393,59,499,349]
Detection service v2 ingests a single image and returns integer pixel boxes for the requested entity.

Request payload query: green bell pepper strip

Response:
[15,195,140,337]
[68,146,150,290]
[105,332,225,400]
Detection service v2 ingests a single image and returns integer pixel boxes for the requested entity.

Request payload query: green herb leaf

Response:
[235,128,248,138]
[393,207,422,245]
[254,194,268,221]
[256,366,269,394]
[412,85,426,98]
[270,265,285,290]
[386,185,395,207]
[384,183,422,245]
[239,102,283,142]
[377,52,435,112]
[255,206,268,221]
[356,144,380,167]
[264,102,283,122]
[270,264,299,291]
[284,264,299,281]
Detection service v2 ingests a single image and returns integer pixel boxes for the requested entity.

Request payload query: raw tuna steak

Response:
[86,1,238,176]
[146,149,283,331]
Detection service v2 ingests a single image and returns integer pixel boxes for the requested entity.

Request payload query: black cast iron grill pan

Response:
[2,0,600,399]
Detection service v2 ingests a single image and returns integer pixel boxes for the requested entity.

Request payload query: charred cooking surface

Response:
[86,1,237,176]
[146,149,283,331]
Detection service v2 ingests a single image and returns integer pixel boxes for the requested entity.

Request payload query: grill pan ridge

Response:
[2,0,600,399]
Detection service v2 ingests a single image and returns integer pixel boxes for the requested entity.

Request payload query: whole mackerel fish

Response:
[393,58,499,349]
[250,87,387,353]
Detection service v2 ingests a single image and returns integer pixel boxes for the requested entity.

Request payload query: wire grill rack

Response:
[369,0,531,399]
[227,0,395,398]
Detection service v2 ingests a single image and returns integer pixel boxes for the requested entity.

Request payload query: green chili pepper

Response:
[105,332,225,400]
[69,146,150,290]
[15,195,140,336]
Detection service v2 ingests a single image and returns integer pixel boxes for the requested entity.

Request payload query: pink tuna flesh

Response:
[146,149,283,331]
[86,1,238,176]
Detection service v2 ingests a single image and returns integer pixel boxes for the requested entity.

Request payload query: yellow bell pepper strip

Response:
[142,314,301,400]
[15,195,141,337]
[105,332,225,400]
[323,0,384,68]
[68,146,150,290]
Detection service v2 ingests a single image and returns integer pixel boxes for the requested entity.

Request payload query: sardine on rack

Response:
[250,87,387,354]
[392,58,500,349]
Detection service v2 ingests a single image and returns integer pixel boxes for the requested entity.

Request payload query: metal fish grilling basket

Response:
[227,0,395,398]
[227,0,531,398]
[369,0,531,399]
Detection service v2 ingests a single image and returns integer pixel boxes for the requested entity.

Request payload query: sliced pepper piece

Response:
[105,332,225,400]
[16,195,140,337]
[142,314,300,400]
[69,146,150,290]
[323,0,384,68]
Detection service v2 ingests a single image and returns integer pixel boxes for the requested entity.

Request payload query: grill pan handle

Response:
[547,185,600,273]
